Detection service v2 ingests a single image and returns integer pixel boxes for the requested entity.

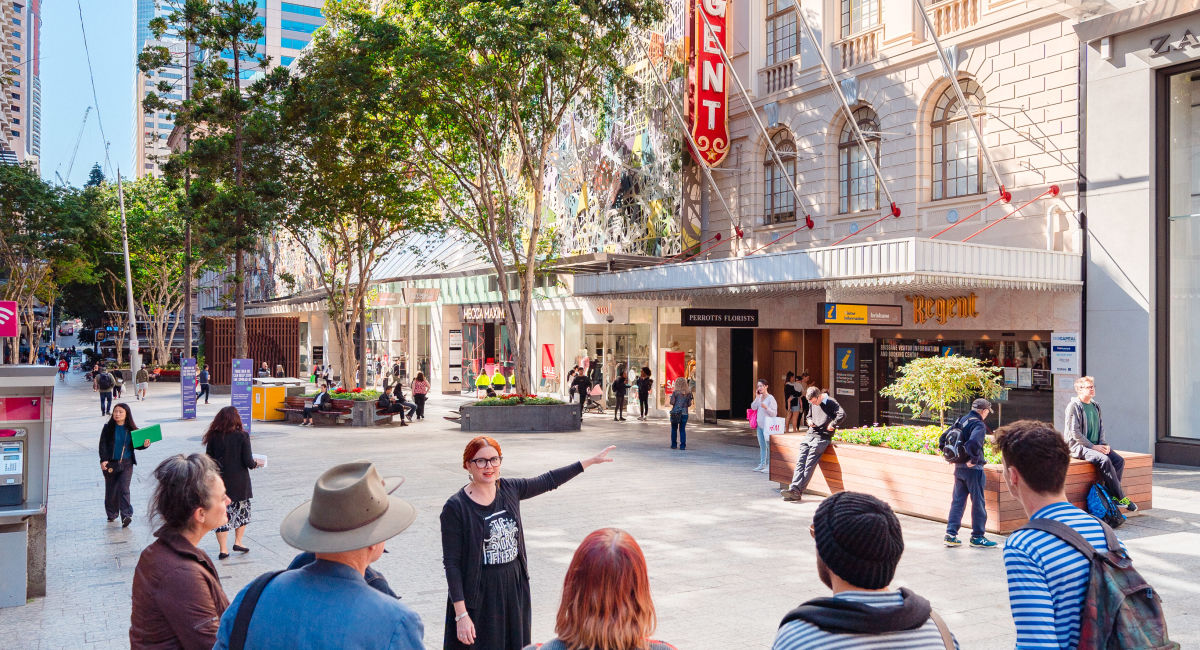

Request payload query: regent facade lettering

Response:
[904,293,979,325]
[689,0,729,165]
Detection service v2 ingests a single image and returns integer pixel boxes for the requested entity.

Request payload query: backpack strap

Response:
[1018,518,1100,558]
[229,570,285,650]
[928,610,955,650]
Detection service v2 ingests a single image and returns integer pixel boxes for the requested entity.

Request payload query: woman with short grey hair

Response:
[130,454,231,649]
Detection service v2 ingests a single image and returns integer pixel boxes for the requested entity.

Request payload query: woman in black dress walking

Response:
[202,406,261,559]
[441,436,615,649]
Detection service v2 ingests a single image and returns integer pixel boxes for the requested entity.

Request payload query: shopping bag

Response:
[747,408,757,429]
[764,416,786,436]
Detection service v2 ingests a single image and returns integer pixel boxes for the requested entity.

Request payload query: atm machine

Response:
[0,366,55,608]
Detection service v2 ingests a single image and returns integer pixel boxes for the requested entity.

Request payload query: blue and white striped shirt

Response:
[1003,502,1120,649]
[772,591,959,649]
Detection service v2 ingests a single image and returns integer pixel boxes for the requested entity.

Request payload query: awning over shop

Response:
[572,238,1081,299]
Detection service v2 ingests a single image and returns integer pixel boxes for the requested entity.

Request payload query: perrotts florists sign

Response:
[690,0,730,166]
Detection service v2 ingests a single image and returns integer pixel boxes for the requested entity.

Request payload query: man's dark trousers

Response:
[1080,447,1126,499]
[787,432,831,494]
[103,460,134,519]
[198,383,210,404]
[946,464,986,537]
[577,390,587,421]
[99,391,113,415]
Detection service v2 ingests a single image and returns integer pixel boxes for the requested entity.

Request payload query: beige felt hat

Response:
[280,461,416,553]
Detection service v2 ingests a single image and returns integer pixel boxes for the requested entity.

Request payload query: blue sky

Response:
[40,1,134,186]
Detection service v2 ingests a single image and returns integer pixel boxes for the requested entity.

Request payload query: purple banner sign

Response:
[231,358,253,435]
[180,358,197,420]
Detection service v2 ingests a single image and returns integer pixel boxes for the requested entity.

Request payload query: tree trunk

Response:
[358,292,368,389]
[183,34,193,362]
[234,247,246,359]
[232,37,247,360]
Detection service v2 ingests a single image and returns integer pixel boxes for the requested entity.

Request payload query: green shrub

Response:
[473,394,564,406]
[304,390,382,401]
[834,424,1002,465]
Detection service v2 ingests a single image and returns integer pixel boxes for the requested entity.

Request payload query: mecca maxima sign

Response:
[681,308,758,327]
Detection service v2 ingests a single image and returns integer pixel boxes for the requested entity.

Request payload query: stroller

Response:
[583,384,606,414]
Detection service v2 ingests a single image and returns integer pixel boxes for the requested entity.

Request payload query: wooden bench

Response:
[277,395,352,425]
[768,433,1152,534]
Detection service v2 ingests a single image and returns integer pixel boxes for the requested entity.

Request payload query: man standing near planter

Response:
[781,387,845,502]
[1063,376,1137,512]
[943,398,998,549]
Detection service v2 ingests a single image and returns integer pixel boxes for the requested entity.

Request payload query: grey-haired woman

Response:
[130,454,231,649]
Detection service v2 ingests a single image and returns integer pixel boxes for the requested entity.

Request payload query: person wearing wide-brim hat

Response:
[214,462,424,649]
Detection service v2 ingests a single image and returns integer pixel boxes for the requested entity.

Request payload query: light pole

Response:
[115,170,141,382]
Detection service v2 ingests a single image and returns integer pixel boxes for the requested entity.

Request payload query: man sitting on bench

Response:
[301,384,331,427]
[1063,376,1137,512]
[376,390,407,426]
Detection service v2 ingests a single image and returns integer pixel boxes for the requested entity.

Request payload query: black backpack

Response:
[937,415,971,463]
[96,372,114,390]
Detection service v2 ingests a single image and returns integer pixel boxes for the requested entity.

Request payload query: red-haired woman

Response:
[525,528,676,650]
[202,406,261,560]
[442,437,616,650]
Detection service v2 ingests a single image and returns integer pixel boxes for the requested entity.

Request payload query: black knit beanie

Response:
[812,491,905,590]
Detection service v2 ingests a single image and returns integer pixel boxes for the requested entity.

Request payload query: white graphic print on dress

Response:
[482,510,520,564]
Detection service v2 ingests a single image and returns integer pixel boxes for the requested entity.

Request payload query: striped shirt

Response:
[1003,502,1121,649]
[772,591,959,650]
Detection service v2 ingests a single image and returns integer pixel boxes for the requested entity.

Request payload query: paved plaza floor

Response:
[3,373,1200,649]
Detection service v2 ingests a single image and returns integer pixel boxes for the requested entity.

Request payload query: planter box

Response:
[769,434,1152,534]
[460,403,581,433]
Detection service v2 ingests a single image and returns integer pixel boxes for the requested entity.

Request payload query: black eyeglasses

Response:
[469,456,503,468]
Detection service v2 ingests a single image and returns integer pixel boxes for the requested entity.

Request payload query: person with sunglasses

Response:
[441,436,616,650]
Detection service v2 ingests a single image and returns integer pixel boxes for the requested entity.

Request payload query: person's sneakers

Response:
[781,488,803,502]
[757,466,769,473]
[107,516,117,523]
[121,516,132,528]
[969,536,998,549]
[752,464,764,471]
[1116,497,1139,512]
[943,534,962,547]
[670,444,677,449]
[679,445,686,450]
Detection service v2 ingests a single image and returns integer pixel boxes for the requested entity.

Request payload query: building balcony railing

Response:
[929,0,979,36]
[759,57,800,95]
[834,25,883,71]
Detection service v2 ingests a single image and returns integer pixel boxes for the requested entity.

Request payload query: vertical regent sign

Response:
[690,0,729,166]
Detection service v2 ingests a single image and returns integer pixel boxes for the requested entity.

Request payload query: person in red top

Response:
[412,372,431,421]
[57,357,69,382]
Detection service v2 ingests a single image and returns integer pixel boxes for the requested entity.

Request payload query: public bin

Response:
[0,366,55,608]
[252,385,287,421]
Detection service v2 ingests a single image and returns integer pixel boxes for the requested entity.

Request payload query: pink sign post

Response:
[0,301,17,338]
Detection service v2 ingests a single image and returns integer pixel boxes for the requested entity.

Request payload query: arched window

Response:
[931,79,985,200]
[838,106,880,214]
[764,131,796,224]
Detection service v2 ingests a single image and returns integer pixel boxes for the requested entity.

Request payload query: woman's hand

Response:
[139,440,151,450]
[583,445,616,468]
[100,461,108,471]
[456,613,476,645]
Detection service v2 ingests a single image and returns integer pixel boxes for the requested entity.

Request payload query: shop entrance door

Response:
[729,329,754,419]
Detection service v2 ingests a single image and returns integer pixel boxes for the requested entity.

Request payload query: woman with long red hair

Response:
[442,436,616,650]
[527,528,676,650]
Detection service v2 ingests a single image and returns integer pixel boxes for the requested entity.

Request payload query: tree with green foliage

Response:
[138,0,209,360]
[85,163,106,188]
[0,163,98,363]
[879,354,1006,426]
[386,0,664,393]
[151,0,288,360]
[275,2,437,388]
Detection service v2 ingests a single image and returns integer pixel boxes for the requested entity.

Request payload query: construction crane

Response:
[54,106,91,185]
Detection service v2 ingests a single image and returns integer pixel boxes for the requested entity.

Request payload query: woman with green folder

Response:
[98,403,152,527]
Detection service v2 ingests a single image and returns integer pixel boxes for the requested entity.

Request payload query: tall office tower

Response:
[1,0,41,167]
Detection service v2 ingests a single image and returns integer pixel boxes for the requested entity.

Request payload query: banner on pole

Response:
[231,358,253,434]
[688,0,730,166]
[181,358,197,420]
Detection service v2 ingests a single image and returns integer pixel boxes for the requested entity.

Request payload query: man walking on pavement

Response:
[943,398,998,549]
[198,364,211,405]
[570,370,591,423]
[781,386,845,502]
[94,365,116,416]
[1063,376,1137,511]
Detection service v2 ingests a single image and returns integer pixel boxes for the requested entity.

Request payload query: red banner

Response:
[690,0,730,166]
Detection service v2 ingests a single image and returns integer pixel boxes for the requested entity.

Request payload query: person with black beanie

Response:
[772,492,959,649]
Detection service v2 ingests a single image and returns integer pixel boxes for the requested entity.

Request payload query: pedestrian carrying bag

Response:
[937,416,971,463]
[747,409,758,429]
[1087,482,1126,529]
[96,373,114,390]
[1018,518,1178,649]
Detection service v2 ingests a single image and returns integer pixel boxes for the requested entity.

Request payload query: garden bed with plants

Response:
[460,394,578,433]
[768,424,1152,533]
